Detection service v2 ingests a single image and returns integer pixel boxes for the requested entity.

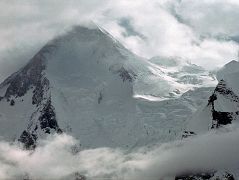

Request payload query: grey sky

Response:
[0,0,239,80]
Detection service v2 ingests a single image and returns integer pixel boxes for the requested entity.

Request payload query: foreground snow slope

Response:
[0,25,215,149]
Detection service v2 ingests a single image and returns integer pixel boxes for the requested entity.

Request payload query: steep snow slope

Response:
[0,25,215,149]
[0,26,143,148]
[134,87,214,148]
[135,56,216,101]
[187,60,239,134]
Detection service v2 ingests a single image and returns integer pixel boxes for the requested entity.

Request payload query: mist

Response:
[0,124,238,179]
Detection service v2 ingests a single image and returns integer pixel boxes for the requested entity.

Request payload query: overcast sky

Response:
[0,0,239,80]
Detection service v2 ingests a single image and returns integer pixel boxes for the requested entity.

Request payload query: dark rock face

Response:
[0,43,62,149]
[207,80,239,128]
[32,77,49,106]
[117,67,136,82]
[207,94,217,106]
[175,172,234,180]
[212,111,233,127]
[19,98,62,149]
[175,172,214,180]
[10,99,15,106]
[224,172,235,180]
[182,131,196,139]
[109,65,136,83]
[18,130,37,150]
[215,80,239,102]
[0,44,55,106]
[2,53,45,100]
[97,92,103,104]
[39,99,61,134]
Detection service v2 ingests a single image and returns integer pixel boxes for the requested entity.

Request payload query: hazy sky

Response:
[0,0,239,80]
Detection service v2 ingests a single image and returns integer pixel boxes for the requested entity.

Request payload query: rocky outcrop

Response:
[175,171,235,180]
[183,61,239,180]
[207,80,239,128]
[214,80,239,102]
[117,67,136,82]
[38,99,62,134]
[1,45,56,106]
[18,130,37,150]
[0,43,61,149]
[18,97,62,149]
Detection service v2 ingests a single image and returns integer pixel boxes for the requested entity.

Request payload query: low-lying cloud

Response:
[0,125,239,180]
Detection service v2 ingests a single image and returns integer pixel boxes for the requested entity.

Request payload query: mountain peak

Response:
[216,60,239,81]
[0,24,219,150]
[0,25,144,149]
[187,60,239,134]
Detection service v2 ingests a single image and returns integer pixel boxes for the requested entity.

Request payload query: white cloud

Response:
[0,0,239,80]
[97,0,239,69]
[0,125,239,179]
[0,0,108,80]
[176,0,239,36]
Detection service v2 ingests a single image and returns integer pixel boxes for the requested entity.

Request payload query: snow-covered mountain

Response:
[176,60,239,180]
[0,25,216,149]
[187,60,239,134]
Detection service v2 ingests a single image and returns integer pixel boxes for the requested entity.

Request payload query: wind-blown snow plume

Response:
[0,125,239,179]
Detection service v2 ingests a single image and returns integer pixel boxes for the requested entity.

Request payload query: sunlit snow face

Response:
[0,125,239,179]
[0,0,239,81]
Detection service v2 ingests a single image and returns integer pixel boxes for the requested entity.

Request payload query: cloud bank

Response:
[0,125,239,179]
[0,0,239,81]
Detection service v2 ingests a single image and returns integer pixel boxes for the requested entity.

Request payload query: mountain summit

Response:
[0,25,148,149]
[0,25,216,149]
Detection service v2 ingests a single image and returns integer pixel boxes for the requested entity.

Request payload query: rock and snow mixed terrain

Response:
[187,60,239,134]
[178,60,239,180]
[0,25,217,150]
[1,24,238,179]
